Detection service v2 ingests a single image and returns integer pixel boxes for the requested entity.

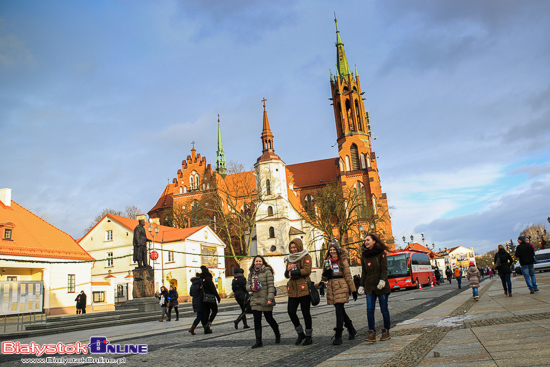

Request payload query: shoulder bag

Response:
[308,282,320,306]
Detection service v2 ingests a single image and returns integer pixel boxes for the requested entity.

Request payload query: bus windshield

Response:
[387,254,410,279]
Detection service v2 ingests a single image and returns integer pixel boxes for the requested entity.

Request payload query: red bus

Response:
[387,250,434,290]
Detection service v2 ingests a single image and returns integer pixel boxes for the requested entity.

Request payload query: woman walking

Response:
[232,267,250,329]
[199,266,220,331]
[285,238,313,346]
[322,241,357,345]
[167,285,179,321]
[494,244,513,297]
[361,234,391,342]
[188,273,207,334]
[246,255,280,349]
[466,261,481,300]
[156,286,169,322]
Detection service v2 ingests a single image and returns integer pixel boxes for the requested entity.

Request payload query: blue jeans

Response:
[520,264,538,291]
[500,273,512,294]
[456,276,462,288]
[472,287,479,297]
[366,292,391,330]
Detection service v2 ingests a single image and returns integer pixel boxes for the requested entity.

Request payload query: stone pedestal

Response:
[132,268,154,298]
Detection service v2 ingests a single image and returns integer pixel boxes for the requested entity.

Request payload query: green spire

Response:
[329,68,333,81]
[334,16,351,77]
[216,114,227,177]
[355,64,358,77]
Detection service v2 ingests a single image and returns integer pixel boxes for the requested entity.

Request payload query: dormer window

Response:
[4,229,12,240]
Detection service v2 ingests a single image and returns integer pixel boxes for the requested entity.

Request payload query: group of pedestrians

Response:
[173,235,393,349]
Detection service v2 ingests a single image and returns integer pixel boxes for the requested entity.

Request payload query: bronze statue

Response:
[133,219,150,268]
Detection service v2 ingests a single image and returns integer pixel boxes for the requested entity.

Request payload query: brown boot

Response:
[188,324,196,335]
[380,328,391,341]
[159,314,164,322]
[365,330,376,343]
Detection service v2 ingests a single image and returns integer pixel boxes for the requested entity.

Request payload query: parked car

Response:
[534,249,550,272]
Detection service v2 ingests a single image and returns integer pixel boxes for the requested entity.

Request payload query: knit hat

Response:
[328,239,340,251]
[469,261,474,266]
[234,267,244,275]
[518,236,526,242]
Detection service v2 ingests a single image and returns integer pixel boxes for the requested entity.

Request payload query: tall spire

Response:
[334,15,351,77]
[216,114,227,177]
[257,98,281,163]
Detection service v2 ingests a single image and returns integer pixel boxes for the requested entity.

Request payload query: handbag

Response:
[202,292,217,304]
[308,281,320,306]
[495,255,502,270]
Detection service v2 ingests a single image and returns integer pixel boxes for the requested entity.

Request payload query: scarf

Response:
[253,264,265,274]
[362,244,383,258]
[330,257,339,265]
[287,249,309,264]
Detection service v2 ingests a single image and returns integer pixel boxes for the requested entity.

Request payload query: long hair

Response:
[249,255,275,275]
[498,244,505,251]
[325,245,348,270]
[364,233,390,252]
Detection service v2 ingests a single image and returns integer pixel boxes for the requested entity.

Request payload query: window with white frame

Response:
[167,251,174,262]
[68,274,75,293]
[106,252,114,267]
[4,229,12,240]
[105,230,113,241]
[93,291,105,303]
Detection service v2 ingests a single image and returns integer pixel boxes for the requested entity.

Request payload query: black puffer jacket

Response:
[189,276,203,312]
[200,268,221,303]
[232,273,248,304]
[494,248,513,275]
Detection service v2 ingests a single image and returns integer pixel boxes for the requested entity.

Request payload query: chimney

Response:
[136,214,147,221]
[0,188,12,207]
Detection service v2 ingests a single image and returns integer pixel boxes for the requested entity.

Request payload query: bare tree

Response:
[84,206,142,234]
[520,223,550,250]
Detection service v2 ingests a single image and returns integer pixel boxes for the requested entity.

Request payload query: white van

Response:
[534,248,550,272]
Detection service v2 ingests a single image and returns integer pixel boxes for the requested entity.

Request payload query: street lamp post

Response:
[148,223,160,283]
[410,235,414,243]
[421,232,425,246]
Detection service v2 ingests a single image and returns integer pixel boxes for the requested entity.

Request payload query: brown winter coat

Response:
[466,266,481,288]
[322,249,356,305]
[285,238,312,298]
[246,265,276,312]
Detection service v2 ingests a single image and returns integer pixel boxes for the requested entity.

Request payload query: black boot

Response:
[175,308,179,321]
[273,324,281,344]
[242,316,250,329]
[302,328,313,346]
[345,320,357,340]
[332,328,343,345]
[234,314,242,330]
[204,324,212,334]
[294,325,306,345]
[251,329,263,349]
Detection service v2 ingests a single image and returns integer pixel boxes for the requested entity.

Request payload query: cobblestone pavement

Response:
[2,273,549,366]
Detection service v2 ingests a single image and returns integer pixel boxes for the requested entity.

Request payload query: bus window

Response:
[387,254,409,278]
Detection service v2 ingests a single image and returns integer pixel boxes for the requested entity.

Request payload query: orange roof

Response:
[94,214,207,244]
[0,200,93,260]
[91,282,111,286]
[287,158,339,189]
[406,242,443,259]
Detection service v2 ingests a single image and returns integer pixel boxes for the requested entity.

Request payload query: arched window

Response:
[345,156,351,172]
[355,182,367,219]
[266,179,271,195]
[267,206,273,216]
[372,195,378,215]
[179,186,183,194]
[360,154,366,169]
[304,194,314,215]
[355,99,363,131]
[190,171,199,191]
[339,159,344,172]
[366,153,371,168]
[191,200,201,226]
[269,226,275,238]
[350,144,359,170]
[231,265,235,276]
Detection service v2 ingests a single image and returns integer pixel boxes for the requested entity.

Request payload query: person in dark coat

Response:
[75,293,82,314]
[318,281,325,297]
[199,266,221,332]
[188,273,206,335]
[361,233,391,343]
[494,244,513,296]
[445,267,453,284]
[232,267,250,329]
[515,236,539,293]
[167,285,179,321]
[78,291,87,314]
[156,286,169,322]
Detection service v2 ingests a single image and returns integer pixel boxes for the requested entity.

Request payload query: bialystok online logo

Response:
[1,337,147,356]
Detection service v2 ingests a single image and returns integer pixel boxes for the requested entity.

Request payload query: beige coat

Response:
[323,249,356,305]
[246,266,276,311]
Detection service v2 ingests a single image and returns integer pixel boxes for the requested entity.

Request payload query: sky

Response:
[2,0,549,255]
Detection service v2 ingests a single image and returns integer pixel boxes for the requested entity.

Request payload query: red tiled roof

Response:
[406,242,443,259]
[100,214,207,244]
[287,158,339,189]
[0,201,94,260]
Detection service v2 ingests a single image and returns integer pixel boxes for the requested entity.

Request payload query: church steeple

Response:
[257,98,282,163]
[216,114,227,177]
[335,16,351,77]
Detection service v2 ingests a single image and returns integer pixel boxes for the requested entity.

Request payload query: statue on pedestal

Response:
[133,219,151,269]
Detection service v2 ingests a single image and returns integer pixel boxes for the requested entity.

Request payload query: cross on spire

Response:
[261,97,267,109]
[191,141,196,149]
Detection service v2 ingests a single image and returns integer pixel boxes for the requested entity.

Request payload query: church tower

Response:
[216,115,227,177]
[330,17,394,247]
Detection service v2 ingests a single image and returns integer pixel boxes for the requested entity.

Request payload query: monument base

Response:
[115,296,158,312]
[132,268,155,298]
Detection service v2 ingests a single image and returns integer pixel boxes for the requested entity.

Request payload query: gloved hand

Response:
[290,269,302,279]
[377,280,386,290]
[322,268,333,279]
[352,291,358,301]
